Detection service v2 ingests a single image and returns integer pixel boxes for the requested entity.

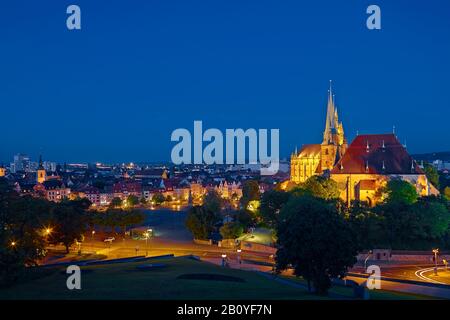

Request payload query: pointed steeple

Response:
[323,80,336,144]
[38,155,44,170]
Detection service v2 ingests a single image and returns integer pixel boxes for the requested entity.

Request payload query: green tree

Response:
[116,209,146,234]
[110,197,122,208]
[347,200,385,250]
[140,197,147,205]
[203,190,223,214]
[240,180,260,209]
[127,195,139,207]
[233,209,253,229]
[382,179,418,204]
[48,200,87,253]
[185,206,219,240]
[444,187,450,201]
[291,176,339,200]
[152,193,165,205]
[424,163,440,189]
[276,195,358,295]
[0,180,53,286]
[260,190,290,228]
[219,222,244,239]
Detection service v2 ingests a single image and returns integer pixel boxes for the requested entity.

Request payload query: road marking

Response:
[414,267,447,285]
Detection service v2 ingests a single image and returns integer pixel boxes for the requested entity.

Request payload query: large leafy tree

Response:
[0,179,52,286]
[276,195,358,295]
[240,180,260,209]
[152,192,165,205]
[382,179,418,204]
[423,163,440,189]
[444,187,450,201]
[126,195,139,207]
[110,197,123,208]
[185,206,219,240]
[219,222,244,239]
[48,199,89,253]
[260,190,290,228]
[291,176,340,200]
[203,190,223,214]
[347,200,385,250]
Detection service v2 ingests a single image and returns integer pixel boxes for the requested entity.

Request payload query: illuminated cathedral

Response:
[289,83,439,205]
[290,82,347,183]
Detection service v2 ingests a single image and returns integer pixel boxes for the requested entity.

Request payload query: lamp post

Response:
[433,248,439,275]
[237,249,242,267]
[144,232,149,256]
[364,250,373,270]
[221,254,227,267]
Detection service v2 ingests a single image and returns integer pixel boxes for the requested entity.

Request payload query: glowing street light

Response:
[433,248,439,275]
[221,254,227,267]
[10,241,16,247]
[45,228,52,235]
[236,249,242,267]
[144,229,152,256]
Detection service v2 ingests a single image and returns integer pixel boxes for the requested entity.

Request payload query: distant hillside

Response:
[412,152,450,162]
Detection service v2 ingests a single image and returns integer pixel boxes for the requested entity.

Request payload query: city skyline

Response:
[1,0,450,163]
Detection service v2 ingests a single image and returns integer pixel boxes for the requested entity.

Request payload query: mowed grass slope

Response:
[0,257,324,300]
[0,257,430,300]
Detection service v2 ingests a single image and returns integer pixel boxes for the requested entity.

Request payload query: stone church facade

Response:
[289,84,438,205]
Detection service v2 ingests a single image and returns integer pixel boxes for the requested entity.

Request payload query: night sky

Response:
[1,0,449,163]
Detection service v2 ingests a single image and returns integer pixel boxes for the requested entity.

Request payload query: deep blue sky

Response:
[1,0,449,163]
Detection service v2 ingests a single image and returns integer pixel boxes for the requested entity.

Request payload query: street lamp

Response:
[45,228,52,235]
[144,231,151,256]
[91,230,96,240]
[221,254,227,267]
[10,241,16,248]
[433,248,439,275]
[236,249,242,267]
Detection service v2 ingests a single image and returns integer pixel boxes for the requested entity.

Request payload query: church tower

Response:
[320,82,347,172]
[37,155,46,184]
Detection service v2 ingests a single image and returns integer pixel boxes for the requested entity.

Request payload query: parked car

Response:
[103,237,115,243]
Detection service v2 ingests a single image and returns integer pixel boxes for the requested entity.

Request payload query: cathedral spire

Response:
[38,155,44,170]
[323,81,336,144]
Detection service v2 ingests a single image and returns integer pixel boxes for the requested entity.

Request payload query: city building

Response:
[331,134,439,206]
[37,156,47,184]
[34,180,71,202]
[288,84,439,206]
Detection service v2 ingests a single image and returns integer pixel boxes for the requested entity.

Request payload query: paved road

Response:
[350,264,450,285]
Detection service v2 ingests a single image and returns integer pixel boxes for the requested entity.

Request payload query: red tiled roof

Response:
[331,134,424,175]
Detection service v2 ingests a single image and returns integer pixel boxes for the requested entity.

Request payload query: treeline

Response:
[262,177,450,251]
[267,176,450,295]
[90,209,145,234]
[185,180,262,240]
[0,178,144,287]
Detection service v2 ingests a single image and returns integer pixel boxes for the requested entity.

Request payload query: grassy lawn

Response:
[0,257,435,300]
[0,257,324,300]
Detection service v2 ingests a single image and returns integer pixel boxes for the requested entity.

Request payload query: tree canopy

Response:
[382,179,418,204]
[276,195,358,295]
[185,206,219,240]
[291,176,340,200]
